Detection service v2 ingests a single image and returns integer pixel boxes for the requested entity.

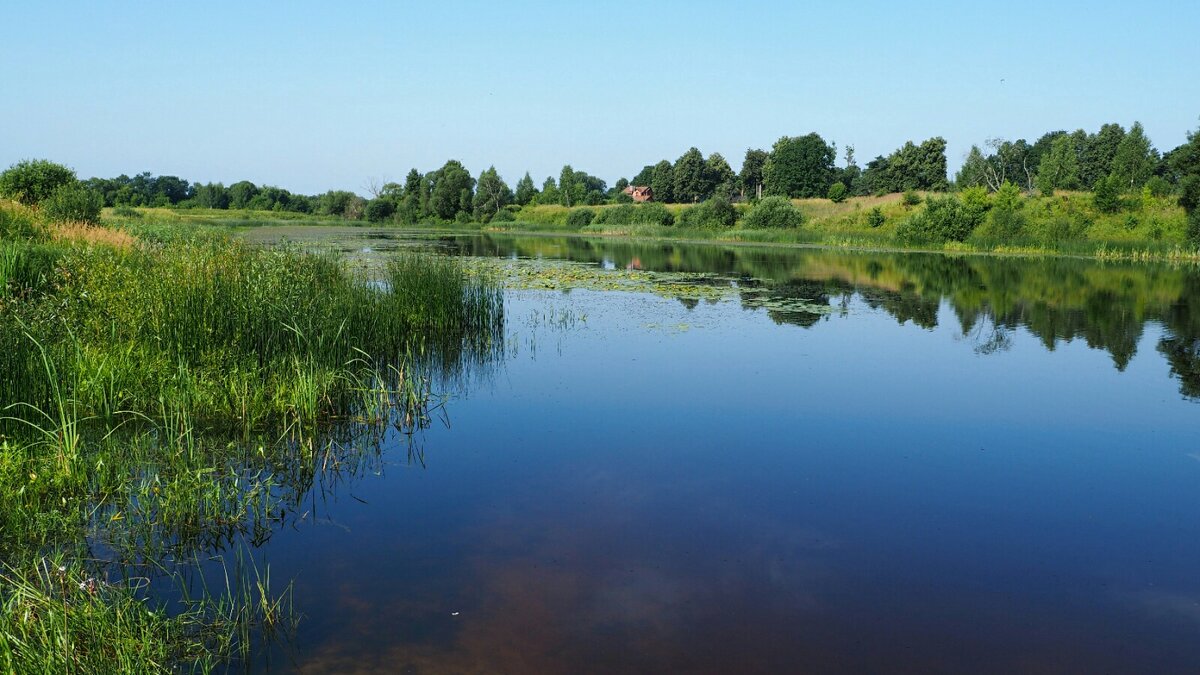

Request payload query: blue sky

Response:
[2,1,1197,195]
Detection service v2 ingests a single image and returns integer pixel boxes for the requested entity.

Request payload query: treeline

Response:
[3,119,1199,238]
[79,172,368,218]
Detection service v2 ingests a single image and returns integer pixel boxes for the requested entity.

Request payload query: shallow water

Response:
[241,229,1200,673]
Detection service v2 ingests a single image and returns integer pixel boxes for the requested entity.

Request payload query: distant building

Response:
[622,185,653,202]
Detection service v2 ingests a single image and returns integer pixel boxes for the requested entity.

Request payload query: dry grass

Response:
[49,222,138,250]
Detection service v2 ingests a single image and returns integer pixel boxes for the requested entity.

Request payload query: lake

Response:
[239,228,1200,673]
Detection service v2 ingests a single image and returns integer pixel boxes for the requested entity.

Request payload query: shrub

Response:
[978,182,1025,240]
[364,198,396,223]
[1093,175,1122,213]
[636,202,674,226]
[1180,175,1200,213]
[491,208,516,223]
[593,204,636,225]
[591,203,674,227]
[1188,209,1200,247]
[902,189,922,207]
[566,208,594,228]
[742,196,804,229]
[896,195,983,243]
[455,211,472,224]
[112,205,142,219]
[1145,175,1172,198]
[866,207,886,228]
[40,184,103,224]
[0,202,46,239]
[678,197,737,228]
[0,160,77,206]
[827,182,847,203]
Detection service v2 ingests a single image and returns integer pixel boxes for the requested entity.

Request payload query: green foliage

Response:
[673,147,707,203]
[565,208,594,228]
[364,198,396,223]
[591,203,675,227]
[0,203,46,240]
[896,195,984,243]
[1080,123,1126,188]
[1179,175,1200,213]
[1188,209,1200,246]
[1036,134,1081,195]
[1145,176,1173,198]
[491,207,516,223]
[955,146,990,190]
[979,182,1026,240]
[827,182,847,203]
[1110,121,1158,191]
[514,172,538,206]
[763,133,836,198]
[39,184,103,224]
[859,137,949,194]
[902,190,922,206]
[1093,174,1123,213]
[650,160,675,204]
[742,196,804,229]
[678,197,737,228]
[0,160,77,206]
[429,160,474,220]
[740,149,768,199]
[473,166,511,222]
[866,207,886,228]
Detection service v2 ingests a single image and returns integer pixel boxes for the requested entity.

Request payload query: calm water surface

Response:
[240,229,1200,674]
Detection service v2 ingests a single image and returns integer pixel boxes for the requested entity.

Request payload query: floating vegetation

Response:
[472,257,834,317]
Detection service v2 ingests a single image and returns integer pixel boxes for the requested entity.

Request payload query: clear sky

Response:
[2,0,1198,195]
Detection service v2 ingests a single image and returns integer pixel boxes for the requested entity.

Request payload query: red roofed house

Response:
[622,185,653,202]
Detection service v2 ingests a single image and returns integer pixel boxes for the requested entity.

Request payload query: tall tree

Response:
[1110,121,1158,190]
[705,152,736,200]
[632,165,655,187]
[1035,134,1081,195]
[673,147,708,203]
[1080,123,1126,188]
[651,160,675,203]
[740,149,768,200]
[472,166,511,221]
[429,160,474,220]
[763,133,836,199]
[956,146,989,189]
[514,171,538,206]
[539,176,560,205]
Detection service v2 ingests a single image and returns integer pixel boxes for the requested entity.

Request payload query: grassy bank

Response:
[488,191,1196,262]
[0,200,504,672]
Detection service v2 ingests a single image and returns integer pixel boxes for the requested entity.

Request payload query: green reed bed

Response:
[1,215,505,672]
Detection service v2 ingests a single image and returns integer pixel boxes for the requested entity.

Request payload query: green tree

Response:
[514,172,538,206]
[860,137,949,193]
[827,182,847,203]
[1093,174,1122,213]
[40,184,103,223]
[1110,121,1158,190]
[473,166,512,221]
[192,182,229,209]
[705,152,736,200]
[673,147,707,203]
[1035,134,1081,195]
[632,165,655,187]
[227,181,259,209]
[0,159,77,205]
[539,176,560,205]
[763,133,836,199]
[650,160,674,203]
[742,195,805,228]
[429,160,474,220]
[1080,123,1126,188]
[955,146,990,190]
[558,165,583,207]
[739,149,768,200]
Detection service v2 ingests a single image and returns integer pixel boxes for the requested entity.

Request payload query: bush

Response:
[742,196,804,229]
[866,207,886,228]
[902,189,922,207]
[678,197,737,228]
[111,205,142,219]
[566,208,594,228]
[827,182,847,203]
[364,198,396,223]
[1180,175,1200,213]
[455,211,472,224]
[1093,175,1122,213]
[0,203,45,240]
[40,184,103,224]
[591,203,674,227]
[491,208,515,223]
[896,195,983,243]
[0,160,77,206]
[636,202,674,226]
[1145,175,1173,198]
[978,183,1025,241]
[1188,209,1200,247]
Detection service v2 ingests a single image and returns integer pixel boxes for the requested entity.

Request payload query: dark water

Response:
[243,230,1200,674]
